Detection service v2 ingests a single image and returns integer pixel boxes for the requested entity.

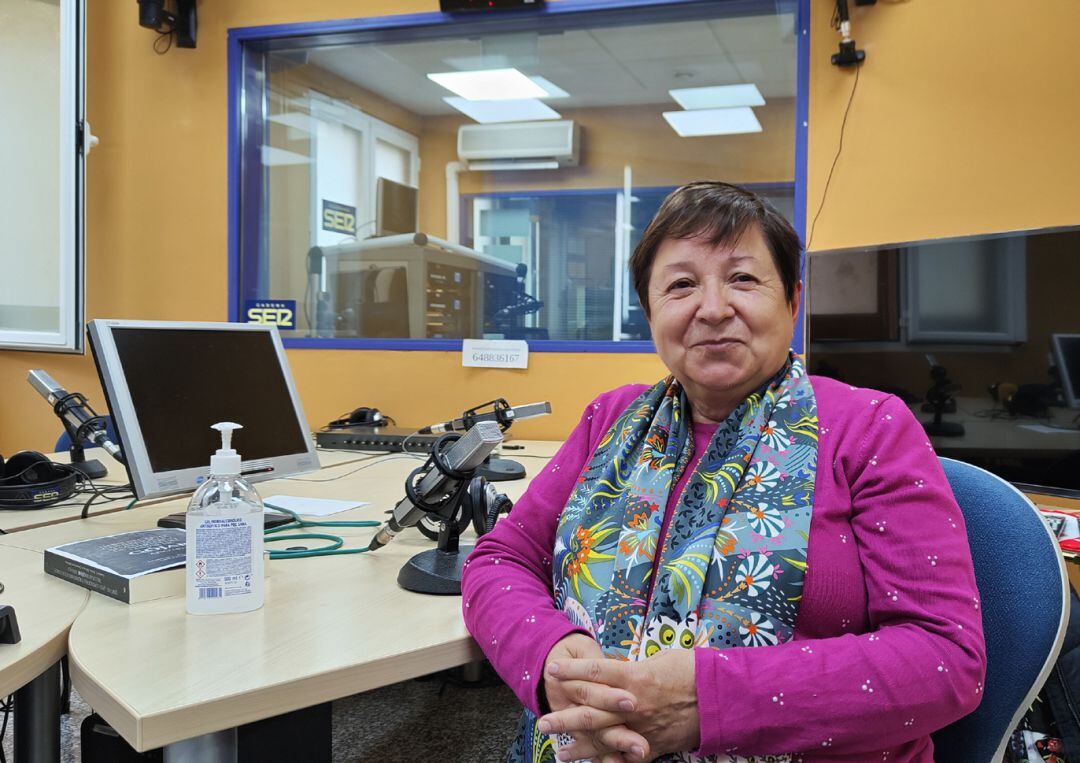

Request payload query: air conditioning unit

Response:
[457,120,580,170]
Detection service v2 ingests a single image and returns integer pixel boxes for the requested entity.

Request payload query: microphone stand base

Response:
[67,458,108,480]
[923,420,965,438]
[475,457,525,482]
[397,545,474,595]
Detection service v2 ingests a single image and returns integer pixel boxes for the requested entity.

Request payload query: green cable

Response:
[262,501,380,560]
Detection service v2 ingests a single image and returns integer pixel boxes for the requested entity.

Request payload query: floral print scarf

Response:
[509,354,818,763]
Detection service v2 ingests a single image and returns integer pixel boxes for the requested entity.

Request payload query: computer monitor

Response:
[87,320,319,499]
[375,177,418,237]
[1052,333,1080,410]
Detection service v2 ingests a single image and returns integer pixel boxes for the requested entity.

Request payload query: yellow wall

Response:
[806,0,1080,252]
[2,0,1080,455]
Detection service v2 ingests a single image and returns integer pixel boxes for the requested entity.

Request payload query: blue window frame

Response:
[228,0,810,352]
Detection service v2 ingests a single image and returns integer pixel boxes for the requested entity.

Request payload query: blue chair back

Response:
[932,458,1070,762]
[55,415,117,453]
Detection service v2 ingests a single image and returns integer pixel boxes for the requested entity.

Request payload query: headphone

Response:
[0,451,80,510]
[326,407,392,429]
[416,476,514,542]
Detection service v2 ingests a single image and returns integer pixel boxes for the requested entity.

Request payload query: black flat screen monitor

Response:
[1053,334,1080,410]
[375,178,418,237]
[87,320,319,499]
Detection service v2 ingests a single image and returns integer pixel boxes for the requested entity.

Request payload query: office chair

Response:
[931,457,1070,762]
[54,415,118,453]
[360,266,409,337]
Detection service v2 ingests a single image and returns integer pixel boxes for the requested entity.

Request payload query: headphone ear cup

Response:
[467,476,487,537]
[2,451,52,484]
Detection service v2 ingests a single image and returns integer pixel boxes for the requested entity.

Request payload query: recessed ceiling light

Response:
[427,68,548,101]
[669,84,765,110]
[444,97,561,124]
[662,107,762,137]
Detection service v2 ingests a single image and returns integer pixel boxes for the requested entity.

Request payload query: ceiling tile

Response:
[709,13,797,55]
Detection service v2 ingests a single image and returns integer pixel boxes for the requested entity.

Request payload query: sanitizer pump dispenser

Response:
[186,422,265,615]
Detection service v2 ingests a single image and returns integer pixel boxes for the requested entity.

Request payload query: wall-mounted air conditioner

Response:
[457,120,580,170]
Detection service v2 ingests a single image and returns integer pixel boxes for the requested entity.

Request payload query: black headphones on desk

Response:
[0,451,80,509]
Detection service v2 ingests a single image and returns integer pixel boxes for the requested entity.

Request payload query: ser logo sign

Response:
[243,300,297,330]
[322,199,357,235]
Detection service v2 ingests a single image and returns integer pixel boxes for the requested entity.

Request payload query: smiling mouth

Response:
[693,339,742,349]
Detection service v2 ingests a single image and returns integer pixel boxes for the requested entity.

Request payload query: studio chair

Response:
[54,414,117,453]
[931,457,1070,762]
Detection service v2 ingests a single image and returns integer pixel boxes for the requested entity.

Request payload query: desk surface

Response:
[0,447,372,534]
[0,545,88,697]
[913,397,1080,458]
[0,440,557,751]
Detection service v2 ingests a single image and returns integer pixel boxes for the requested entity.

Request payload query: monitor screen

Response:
[88,320,319,499]
[1053,334,1080,410]
[376,177,418,237]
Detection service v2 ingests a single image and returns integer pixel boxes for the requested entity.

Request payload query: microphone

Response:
[419,401,552,435]
[368,421,503,551]
[27,370,124,462]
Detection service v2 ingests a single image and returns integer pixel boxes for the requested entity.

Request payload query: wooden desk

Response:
[2,441,555,757]
[0,546,89,760]
[0,447,370,535]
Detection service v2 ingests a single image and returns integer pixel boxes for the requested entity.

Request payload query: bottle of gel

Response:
[186,422,265,615]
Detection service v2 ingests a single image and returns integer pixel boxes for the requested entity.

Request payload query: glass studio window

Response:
[0,0,86,352]
[806,227,1080,492]
[232,2,800,347]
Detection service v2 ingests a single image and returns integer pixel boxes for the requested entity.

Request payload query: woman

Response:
[461,182,986,762]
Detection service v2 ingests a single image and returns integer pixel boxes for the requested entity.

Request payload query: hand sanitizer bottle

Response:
[186,422,265,615]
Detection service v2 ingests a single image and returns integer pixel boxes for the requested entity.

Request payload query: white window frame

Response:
[307,93,419,243]
[905,236,1027,344]
[0,0,86,352]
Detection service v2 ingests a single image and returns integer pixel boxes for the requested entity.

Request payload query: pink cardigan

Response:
[461,376,986,761]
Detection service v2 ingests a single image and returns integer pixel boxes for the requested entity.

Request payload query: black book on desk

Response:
[44,528,186,604]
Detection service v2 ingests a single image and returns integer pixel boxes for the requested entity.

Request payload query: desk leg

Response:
[164,729,238,763]
[13,661,60,763]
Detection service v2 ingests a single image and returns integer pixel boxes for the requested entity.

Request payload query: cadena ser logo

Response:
[244,300,297,330]
[322,199,357,235]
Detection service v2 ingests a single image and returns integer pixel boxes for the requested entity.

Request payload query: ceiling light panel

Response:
[662,107,762,137]
[669,83,764,110]
[427,68,548,101]
[444,97,561,124]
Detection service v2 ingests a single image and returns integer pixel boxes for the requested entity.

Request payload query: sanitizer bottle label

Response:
[192,516,256,600]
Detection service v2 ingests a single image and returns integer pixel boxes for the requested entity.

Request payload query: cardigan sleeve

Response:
[694,394,987,757]
[461,390,635,715]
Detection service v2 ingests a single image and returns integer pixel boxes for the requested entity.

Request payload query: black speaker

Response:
[0,451,79,509]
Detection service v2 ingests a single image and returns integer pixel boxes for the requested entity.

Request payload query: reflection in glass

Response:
[808,228,1080,491]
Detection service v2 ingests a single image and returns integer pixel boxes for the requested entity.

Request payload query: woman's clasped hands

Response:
[540,633,701,763]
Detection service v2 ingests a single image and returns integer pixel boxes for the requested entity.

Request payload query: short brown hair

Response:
[630,182,802,316]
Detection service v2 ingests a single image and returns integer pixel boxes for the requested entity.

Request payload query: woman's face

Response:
[646,226,801,416]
